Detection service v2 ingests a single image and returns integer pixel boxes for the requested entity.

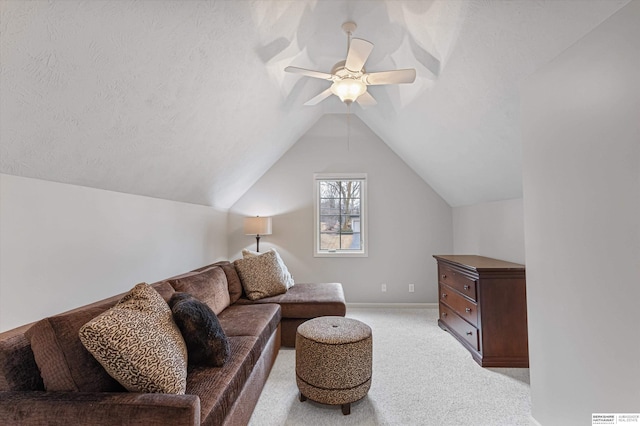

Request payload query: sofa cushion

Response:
[234,282,346,318]
[217,304,281,350]
[151,280,180,301]
[186,337,255,425]
[79,283,188,394]
[169,267,230,315]
[26,306,124,392]
[168,292,230,367]
[186,303,280,424]
[214,261,244,304]
[190,261,244,303]
[0,330,45,391]
[233,251,291,301]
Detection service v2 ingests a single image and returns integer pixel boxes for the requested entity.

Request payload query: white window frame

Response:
[314,173,368,257]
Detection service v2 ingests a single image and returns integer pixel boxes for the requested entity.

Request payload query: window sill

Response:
[314,251,368,258]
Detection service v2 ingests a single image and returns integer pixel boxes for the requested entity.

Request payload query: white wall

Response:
[228,114,453,303]
[0,174,228,331]
[452,198,525,264]
[521,1,640,424]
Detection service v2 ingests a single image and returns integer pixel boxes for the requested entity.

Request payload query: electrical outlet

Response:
[409,283,415,293]
[381,283,387,292]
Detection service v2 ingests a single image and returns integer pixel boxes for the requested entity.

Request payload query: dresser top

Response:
[433,255,525,271]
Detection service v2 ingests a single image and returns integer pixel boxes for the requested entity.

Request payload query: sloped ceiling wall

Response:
[0,0,630,209]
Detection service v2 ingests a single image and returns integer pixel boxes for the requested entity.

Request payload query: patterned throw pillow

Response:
[79,283,188,394]
[168,292,230,367]
[234,250,291,300]
[241,249,294,289]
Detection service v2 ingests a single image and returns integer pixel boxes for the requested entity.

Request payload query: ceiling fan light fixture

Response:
[330,78,366,104]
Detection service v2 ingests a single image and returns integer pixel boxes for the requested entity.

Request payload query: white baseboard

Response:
[347,302,438,309]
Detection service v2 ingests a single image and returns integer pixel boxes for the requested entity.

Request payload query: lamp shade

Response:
[244,216,272,236]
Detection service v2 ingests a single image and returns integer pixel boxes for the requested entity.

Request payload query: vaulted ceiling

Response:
[0,0,630,209]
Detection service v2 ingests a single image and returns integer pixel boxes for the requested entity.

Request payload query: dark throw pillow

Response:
[168,292,230,367]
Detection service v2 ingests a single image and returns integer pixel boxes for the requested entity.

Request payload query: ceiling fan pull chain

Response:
[347,103,351,152]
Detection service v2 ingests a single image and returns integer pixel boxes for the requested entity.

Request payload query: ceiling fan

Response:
[285,22,416,107]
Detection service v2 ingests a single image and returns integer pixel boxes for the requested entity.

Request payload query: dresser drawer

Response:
[438,264,477,300]
[439,304,479,351]
[439,284,478,327]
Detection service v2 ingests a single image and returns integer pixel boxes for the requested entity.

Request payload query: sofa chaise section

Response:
[234,282,346,347]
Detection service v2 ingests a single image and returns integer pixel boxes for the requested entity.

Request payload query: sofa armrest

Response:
[0,391,200,426]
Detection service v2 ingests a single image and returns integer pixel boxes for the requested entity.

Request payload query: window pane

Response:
[320,217,339,232]
[320,232,340,250]
[315,175,366,256]
[340,232,362,250]
[320,207,340,216]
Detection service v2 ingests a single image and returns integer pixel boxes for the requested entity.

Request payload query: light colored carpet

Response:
[249,307,531,426]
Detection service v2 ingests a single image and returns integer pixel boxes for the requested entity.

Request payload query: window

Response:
[314,173,367,257]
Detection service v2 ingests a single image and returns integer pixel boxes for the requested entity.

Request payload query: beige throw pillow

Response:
[241,248,261,257]
[235,250,292,300]
[79,283,188,394]
[241,248,294,289]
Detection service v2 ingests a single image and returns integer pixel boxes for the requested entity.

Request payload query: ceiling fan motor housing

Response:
[331,60,365,79]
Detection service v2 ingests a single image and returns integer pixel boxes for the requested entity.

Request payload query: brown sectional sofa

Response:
[0,260,346,425]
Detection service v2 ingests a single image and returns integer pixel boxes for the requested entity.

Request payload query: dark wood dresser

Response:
[434,255,529,368]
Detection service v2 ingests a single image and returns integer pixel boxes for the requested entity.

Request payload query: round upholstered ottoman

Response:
[295,316,372,415]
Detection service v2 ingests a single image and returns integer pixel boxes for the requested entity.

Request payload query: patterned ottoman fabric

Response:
[295,316,372,414]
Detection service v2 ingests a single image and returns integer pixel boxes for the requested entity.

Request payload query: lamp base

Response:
[255,235,261,252]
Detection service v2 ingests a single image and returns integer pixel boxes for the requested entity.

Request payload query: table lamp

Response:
[244,216,272,252]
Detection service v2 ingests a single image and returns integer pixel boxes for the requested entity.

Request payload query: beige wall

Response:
[0,174,228,331]
[228,114,453,303]
[522,1,640,423]
[453,198,525,264]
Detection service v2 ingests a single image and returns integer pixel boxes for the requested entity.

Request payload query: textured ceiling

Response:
[0,0,630,209]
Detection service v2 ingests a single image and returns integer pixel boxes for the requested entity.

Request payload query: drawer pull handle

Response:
[442,312,447,318]
[442,293,447,298]
[464,285,470,290]
[441,274,447,279]
[465,308,472,313]
[466,331,473,336]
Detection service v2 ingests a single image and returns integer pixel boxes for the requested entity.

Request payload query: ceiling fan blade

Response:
[356,91,377,107]
[304,88,333,106]
[285,66,333,80]
[364,69,417,85]
[345,38,374,72]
